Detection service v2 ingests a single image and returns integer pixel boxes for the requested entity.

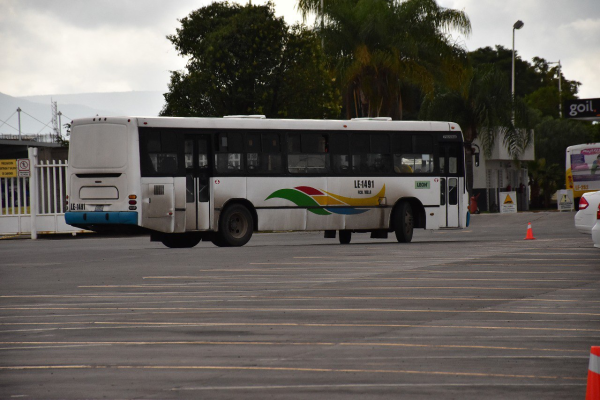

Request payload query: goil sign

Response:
[565,98,600,120]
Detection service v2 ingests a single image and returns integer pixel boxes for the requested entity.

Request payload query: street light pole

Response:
[58,111,63,139]
[512,20,524,122]
[549,60,562,118]
[321,0,324,49]
[17,107,22,141]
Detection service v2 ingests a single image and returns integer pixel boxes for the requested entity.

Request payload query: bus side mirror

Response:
[474,154,480,167]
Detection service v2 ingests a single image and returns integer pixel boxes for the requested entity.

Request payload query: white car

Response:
[574,191,600,234]
[592,204,600,248]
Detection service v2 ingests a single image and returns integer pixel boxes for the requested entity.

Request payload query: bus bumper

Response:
[65,211,138,226]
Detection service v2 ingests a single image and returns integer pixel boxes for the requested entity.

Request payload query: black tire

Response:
[161,233,202,248]
[210,233,230,247]
[339,230,351,244]
[394,202,414,243]
[217,204,254,247]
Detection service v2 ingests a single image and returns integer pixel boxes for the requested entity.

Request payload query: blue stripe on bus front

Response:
[65,211,138,225]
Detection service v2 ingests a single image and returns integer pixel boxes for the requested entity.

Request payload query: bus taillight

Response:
[597,204,600,220]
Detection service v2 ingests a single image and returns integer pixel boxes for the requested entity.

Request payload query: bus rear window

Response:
[70,124,128,169]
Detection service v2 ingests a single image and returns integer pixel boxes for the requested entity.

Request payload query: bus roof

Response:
[566,143,600,152]
[71,116,462,134]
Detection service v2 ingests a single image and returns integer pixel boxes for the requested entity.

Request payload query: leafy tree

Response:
[533,118,598,172]
[525,58,579,119]
[161,2,340,118]
[469,46,538,98]
[525,118,598,207]
[297,0,471,120]
[469,46,580,119]
[56,122,71,147]
[419,64,533,191]
[527,158,562,209]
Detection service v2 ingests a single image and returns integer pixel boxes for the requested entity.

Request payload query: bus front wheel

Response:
[217,204,254,247]
[161,233,202,248]
[394,202,414,243]
[339,230,351,244]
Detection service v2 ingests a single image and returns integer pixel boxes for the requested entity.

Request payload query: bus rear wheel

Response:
[394,202,414,243]
[217,204,254,247]
[339,230,351,244]
[161,233,202,248]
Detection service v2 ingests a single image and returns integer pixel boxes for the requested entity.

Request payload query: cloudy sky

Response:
[1,0,599,99]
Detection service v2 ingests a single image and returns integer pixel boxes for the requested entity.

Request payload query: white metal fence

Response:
[0,148,81,237]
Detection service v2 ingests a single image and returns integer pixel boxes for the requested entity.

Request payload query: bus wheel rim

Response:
[228,212,247,238]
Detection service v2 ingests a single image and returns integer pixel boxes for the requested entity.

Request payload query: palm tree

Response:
[297,0,471,119]
[420,64,535,191]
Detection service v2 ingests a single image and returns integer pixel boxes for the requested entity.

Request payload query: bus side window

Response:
[198,138,209,170]
[414,135,434,173]
[245,132,261,172]
[351,133,369,174]
[261,132,282,174]
[370,133,391,173]
[392,134,412,174]
[330,133,350,174]
[216,132,243,174]
[140,129,182,176]
[392,134,433,174]
[288,132,329,174]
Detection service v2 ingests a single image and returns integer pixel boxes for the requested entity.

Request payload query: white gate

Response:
[0,148,82,238]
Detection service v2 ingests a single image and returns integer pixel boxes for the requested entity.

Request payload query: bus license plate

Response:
[95,205,104,211]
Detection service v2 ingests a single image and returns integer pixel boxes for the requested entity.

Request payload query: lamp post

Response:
[512,20,524,122]
[17,107,22,141]
[58,111,63,140]
[548,60,562,118]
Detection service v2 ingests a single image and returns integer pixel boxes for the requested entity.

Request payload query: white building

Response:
[471,130,535,212]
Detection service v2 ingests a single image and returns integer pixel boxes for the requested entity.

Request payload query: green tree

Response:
[469,46,580,119]
[297,0,471,120]
[526,118,598,208]
[419,65,535,191]
[161,2,339,118]
[527,158,562,209]
[533,118,597,173]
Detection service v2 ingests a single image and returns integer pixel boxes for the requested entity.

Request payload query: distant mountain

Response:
[0,91,165,136]
[21,91,165,118]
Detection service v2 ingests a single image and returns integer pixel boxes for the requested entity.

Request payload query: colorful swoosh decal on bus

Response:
[265,185,385,216]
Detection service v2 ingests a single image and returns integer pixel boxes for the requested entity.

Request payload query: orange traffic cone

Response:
[587,347,600,400]
[524,222,535,240]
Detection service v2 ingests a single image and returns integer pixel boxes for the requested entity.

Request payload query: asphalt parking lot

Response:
[0,211,598,399]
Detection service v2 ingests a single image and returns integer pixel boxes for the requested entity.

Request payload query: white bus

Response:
[65,116,469,247]
[566,143,600,206]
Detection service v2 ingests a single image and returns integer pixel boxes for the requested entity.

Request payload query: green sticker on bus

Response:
[415,181,430,189]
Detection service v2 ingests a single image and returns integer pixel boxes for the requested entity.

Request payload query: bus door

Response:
[439,142,461,227]
[185,135,212,230]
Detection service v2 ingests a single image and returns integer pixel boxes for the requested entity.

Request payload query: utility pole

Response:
[51,100,59,141]
[58,111,63,139]
[549,60,562,118]
[17,107,22,141]
[511,20,524,123]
